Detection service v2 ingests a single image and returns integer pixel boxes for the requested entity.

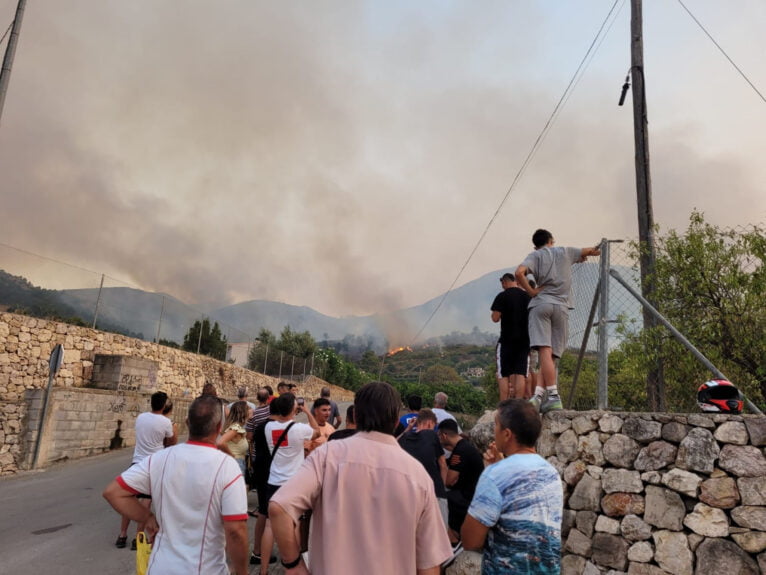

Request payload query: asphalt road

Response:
[0,404,353,575]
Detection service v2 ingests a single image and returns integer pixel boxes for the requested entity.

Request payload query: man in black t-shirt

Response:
[491,272,531,400]
[438,419,484,547]
[398,409,447,499]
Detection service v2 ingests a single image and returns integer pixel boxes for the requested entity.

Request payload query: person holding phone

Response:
[257,393,319,575]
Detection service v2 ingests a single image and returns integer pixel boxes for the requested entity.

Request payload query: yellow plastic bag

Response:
[136,531,152,575]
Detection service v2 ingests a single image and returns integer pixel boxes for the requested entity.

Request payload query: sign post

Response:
[32,344,63,469]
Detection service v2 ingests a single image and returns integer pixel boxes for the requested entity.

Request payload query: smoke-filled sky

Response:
[1,0,764,317]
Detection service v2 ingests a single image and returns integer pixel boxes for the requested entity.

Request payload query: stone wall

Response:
[459,410,766,575]
[0,312,353,475]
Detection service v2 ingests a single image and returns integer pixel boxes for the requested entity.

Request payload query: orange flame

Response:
[386,346,412,357]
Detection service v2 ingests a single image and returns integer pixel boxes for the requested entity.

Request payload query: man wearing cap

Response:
[491,272,531,401]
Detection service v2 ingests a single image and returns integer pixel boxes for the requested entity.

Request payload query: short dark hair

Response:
[272,392,296,416]
[237,386,247,399]
[532,229,553,249]
[355,381,400,434]
[256,388,270,403]
[500,272,515,282]
[438,418,459,435]
[320,387,331,398]
[162,399,173,416]
[407,394,422,412]
[264,385,274,395]
[201,382,217,397]
[313,397,331,410]
[346,404,355,424]
[277,382,289,390]
[497,399,541,447]
[188,395,222,439]
[416,408,437,426]
[150,391,168,412]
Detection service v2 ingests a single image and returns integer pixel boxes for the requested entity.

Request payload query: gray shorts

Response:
[528,303,569,358]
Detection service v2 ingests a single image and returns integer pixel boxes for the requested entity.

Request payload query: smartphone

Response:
[297,397,305,406]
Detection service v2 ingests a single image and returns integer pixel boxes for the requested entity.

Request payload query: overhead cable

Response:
[410,0,622,345]
[676,0,766,104]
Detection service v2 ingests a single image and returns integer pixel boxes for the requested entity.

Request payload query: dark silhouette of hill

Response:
[2,263,642,350]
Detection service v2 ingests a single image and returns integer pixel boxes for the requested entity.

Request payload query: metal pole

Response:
[263,343,269,374]
[0,0,27,127]
[303,358,307,379]
[92,274,105,330]
[597,239,610,409]
[610,269,762,415]
[156,295,165,343]
[32,344,63,469]
[309,352,314,376]
[567,282,601,409]
[196,317,204,354]
[278,351,283,379]
[291,356,295,378]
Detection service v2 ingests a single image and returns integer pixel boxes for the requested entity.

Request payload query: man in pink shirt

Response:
[269,381,452,575]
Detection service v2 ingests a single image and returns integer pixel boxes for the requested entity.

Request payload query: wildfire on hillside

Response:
[386,346,412,357]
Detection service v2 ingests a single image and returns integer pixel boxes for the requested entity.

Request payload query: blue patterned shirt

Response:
[468,453,562,574]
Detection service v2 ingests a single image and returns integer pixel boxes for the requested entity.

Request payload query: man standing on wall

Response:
[461,400,563,574]
[491,272,531,401]
[103,395,249,575]
[516,229,600,412]
[113,391,177,550]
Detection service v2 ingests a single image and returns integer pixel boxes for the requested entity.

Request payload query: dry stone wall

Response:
[463,410,766,575]
[0,312,352,475]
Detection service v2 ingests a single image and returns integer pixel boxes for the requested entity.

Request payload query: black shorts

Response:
[446,490,470,533]
[260,483,281,517]
[496,341,529,377]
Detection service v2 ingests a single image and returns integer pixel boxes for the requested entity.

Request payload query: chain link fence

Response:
[561,225,765,414]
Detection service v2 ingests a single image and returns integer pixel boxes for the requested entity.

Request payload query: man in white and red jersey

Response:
[103,395,249,575]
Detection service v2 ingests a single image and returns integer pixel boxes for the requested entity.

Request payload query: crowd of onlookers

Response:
[101,228,600,573]
[103,380,563,574]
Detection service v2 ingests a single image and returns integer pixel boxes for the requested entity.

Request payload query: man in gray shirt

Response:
[515,229,600,412]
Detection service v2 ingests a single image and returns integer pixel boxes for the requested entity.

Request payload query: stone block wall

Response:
[521,411,765,574]
[0,312,353,475]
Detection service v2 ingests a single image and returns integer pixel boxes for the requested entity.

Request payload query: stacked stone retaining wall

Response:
[0,312,352,475]
[454,410,766,574]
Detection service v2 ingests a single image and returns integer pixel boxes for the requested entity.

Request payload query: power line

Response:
[0,20,12,46]
[676,0,766,104]
[409,0,622,345]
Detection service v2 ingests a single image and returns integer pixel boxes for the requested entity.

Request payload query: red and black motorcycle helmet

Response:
[697,379,743,414]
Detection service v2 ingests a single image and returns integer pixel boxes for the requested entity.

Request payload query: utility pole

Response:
[630,0,664,410]
[0,0,27,127]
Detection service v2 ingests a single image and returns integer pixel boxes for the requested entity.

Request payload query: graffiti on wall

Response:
[107,391,143,417]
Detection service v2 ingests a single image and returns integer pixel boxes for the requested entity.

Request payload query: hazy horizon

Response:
[1,1,764,317]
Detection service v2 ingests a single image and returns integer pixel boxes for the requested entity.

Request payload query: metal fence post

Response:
[597,238,610,409]
[92,274,105,329]
[263,344,269,374]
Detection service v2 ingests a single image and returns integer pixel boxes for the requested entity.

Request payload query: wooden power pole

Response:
[0,0,27,127]
[630,0,664,410]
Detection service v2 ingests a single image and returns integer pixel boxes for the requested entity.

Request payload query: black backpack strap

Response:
[271,421,296,459]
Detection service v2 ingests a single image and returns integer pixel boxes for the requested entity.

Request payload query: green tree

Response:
[615,212,766,410]
[182,319,228,360]
[422,365,462,386]
[278,326,317,358]
[357,350,382,375]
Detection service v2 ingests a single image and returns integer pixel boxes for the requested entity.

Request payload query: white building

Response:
[225,342,252,368]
